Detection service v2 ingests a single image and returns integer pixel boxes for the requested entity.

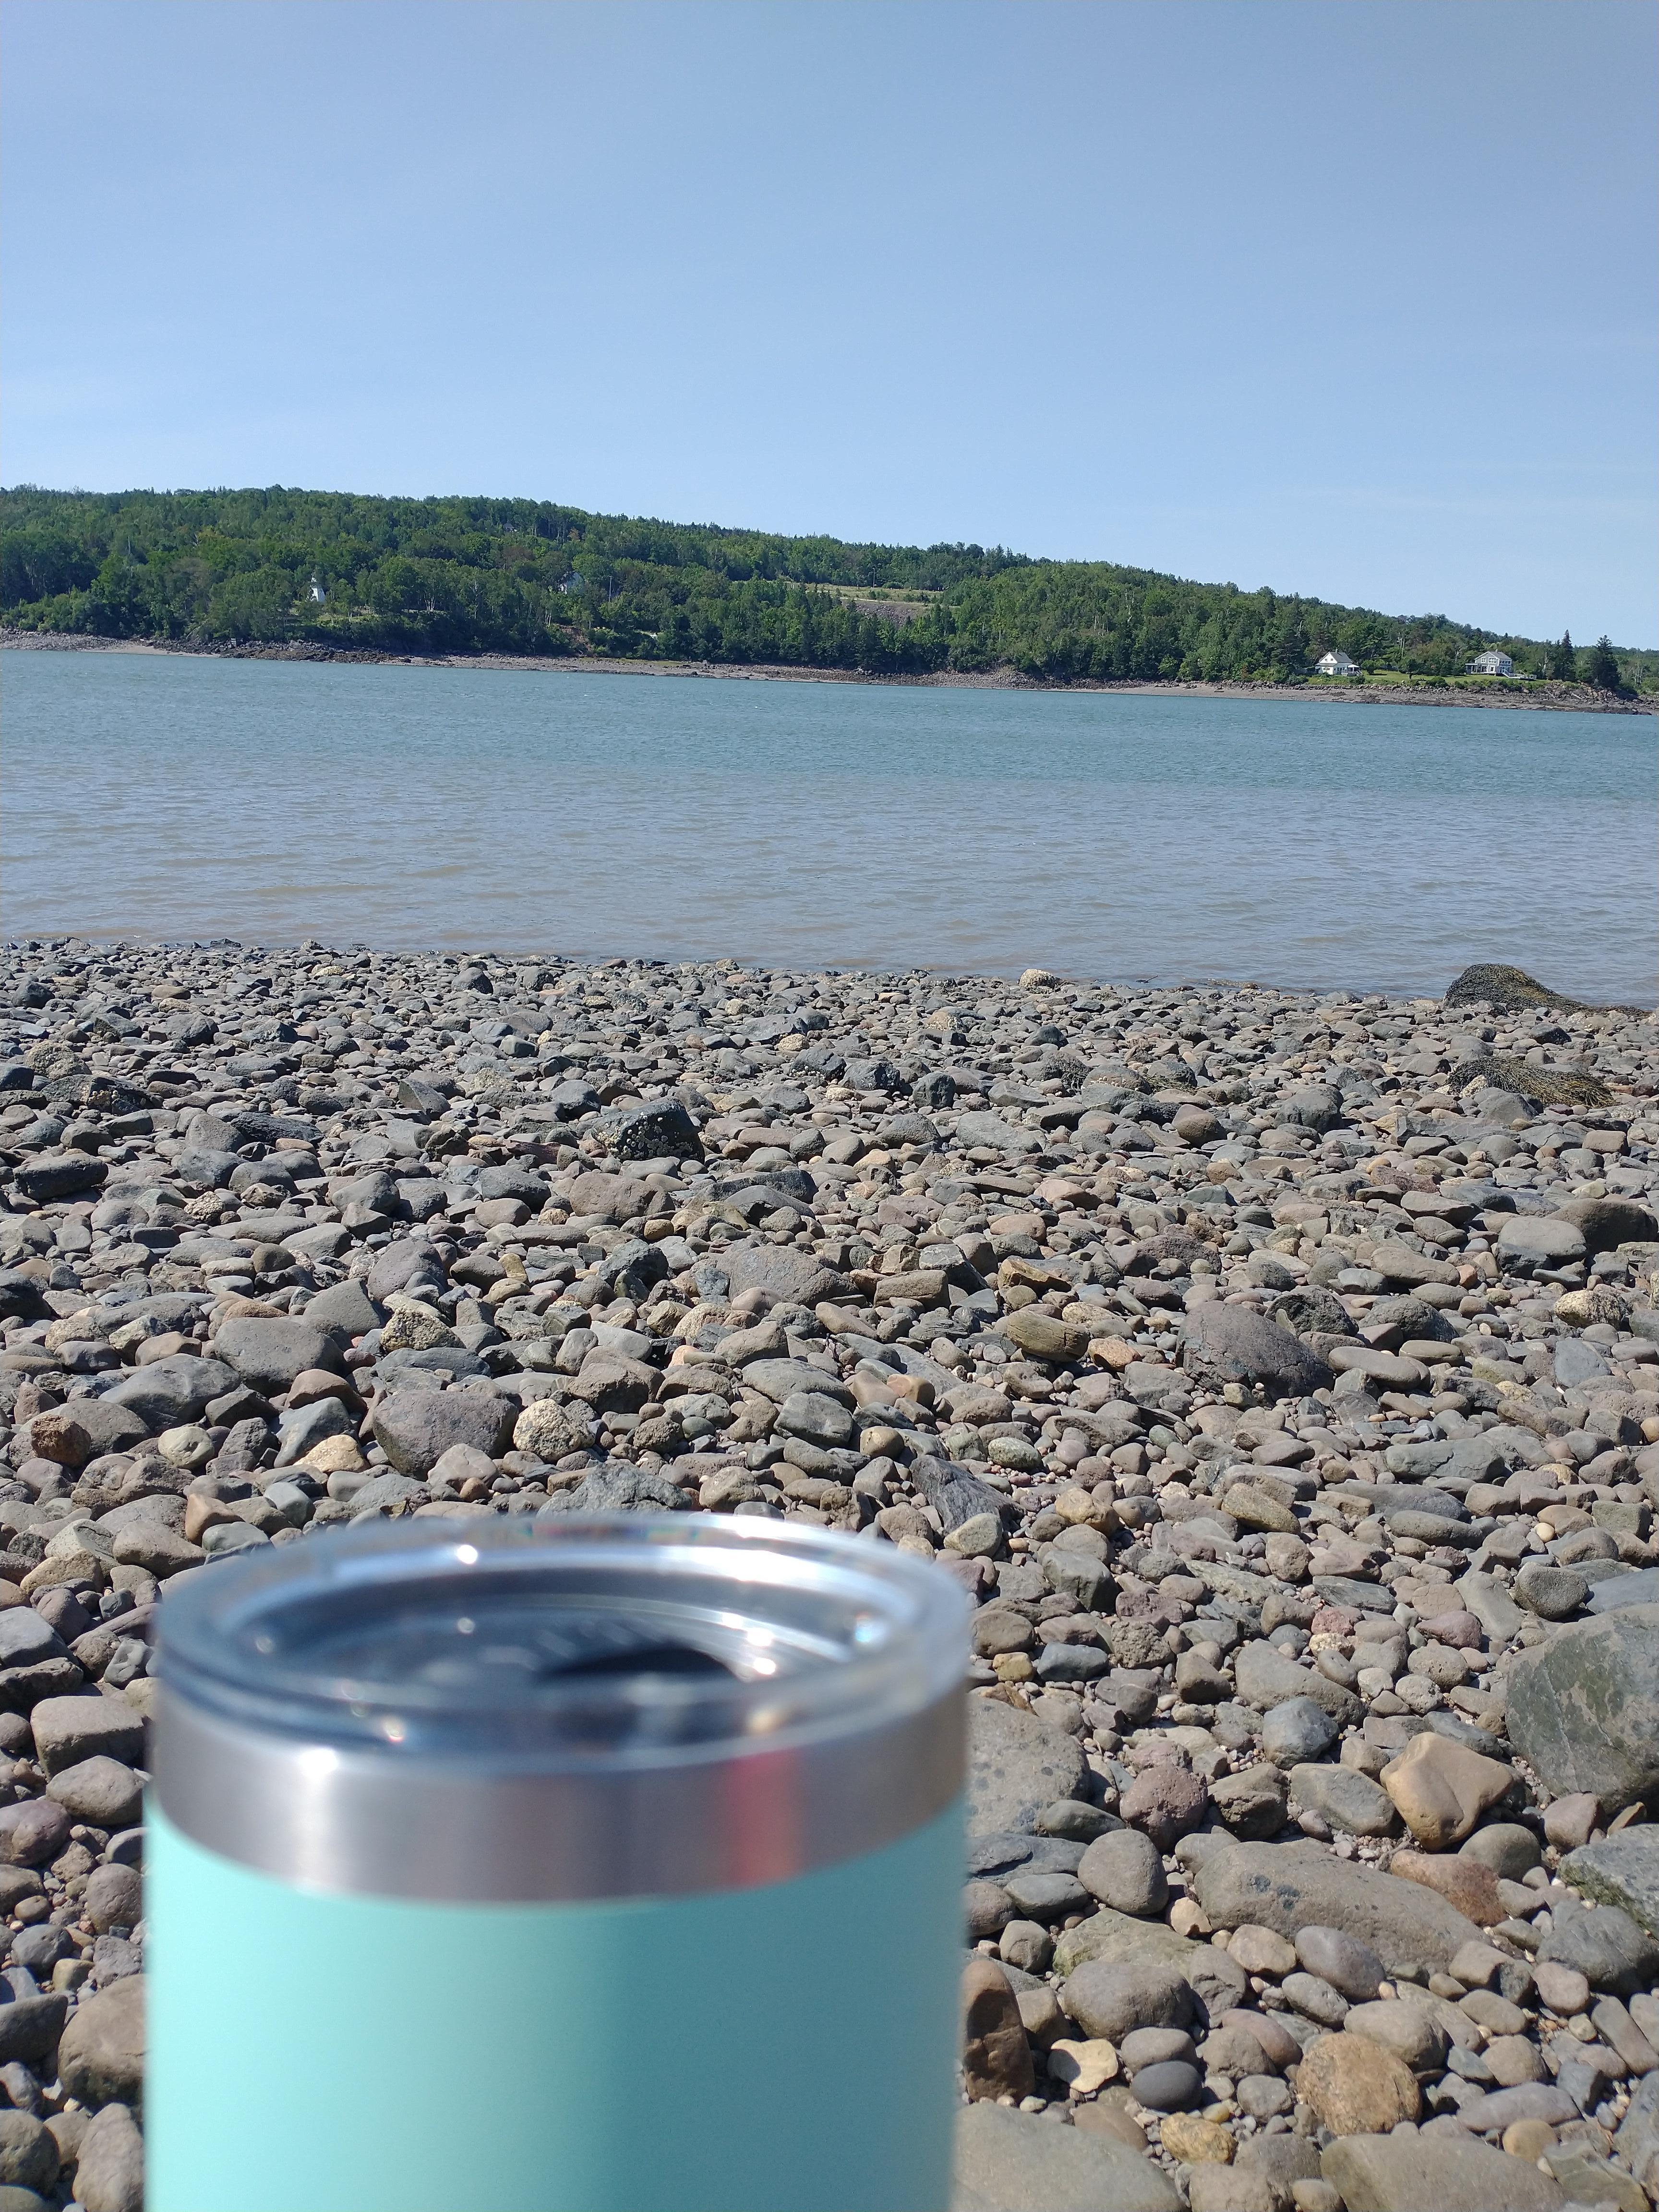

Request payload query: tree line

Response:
[0,484,1646,693]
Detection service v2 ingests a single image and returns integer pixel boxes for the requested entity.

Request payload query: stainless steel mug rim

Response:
[153,1515,968,1902]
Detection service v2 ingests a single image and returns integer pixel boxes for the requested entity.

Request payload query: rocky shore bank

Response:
[4,629,1650,713]
[0,940,1657,2211]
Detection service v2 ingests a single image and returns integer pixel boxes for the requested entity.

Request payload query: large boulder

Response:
[1561,1830,1659,1936]
[1443,964,1577,1013]
[1537,1896,1659,1995]
[718,1242,843,1309]
[953,2102,1180,2212]
[1060,1956,1192,2043]
[1192,1842,1482,1976]
[605,1099,702,1162]
[1053,1908,1248,2018]
[102,1356,235,1431]
[1279,1083,1345,1132]
[370,1387,515,1477]
[1556,1192,1659,1253]
[541,1464,687,1515]
[1495,1215,1586,1269]
[14,1153,108,1202]
[366,1239,448,1303]
[56,1975,145,2108]
[1234,1641,1363,1727]
[1505,1603,1659,1814]
[301,1278,384,1340]
[73,2100,145,2212]
[967,1697,1087,1838]
[1321,2130,1563,2211]
[30,1696,144,1776]
[213,1317,344,1393]
[1179,1305,1332,1397]
[24,1398,147,1458]
[740,1359,854,1408]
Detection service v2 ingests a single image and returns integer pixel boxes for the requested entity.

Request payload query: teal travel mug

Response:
[148,1516,968,2212]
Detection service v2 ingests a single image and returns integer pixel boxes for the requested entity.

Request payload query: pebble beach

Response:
[2,937,1659,2212]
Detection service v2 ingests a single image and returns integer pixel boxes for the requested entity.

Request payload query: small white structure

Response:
[1468,649,1515,676]
[1315,650,1359,678]
[308,576,326,603]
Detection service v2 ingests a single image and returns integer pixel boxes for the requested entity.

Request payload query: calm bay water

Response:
[2,648,1654,1002]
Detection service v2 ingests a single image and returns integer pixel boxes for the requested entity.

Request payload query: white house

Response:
[308,576,326,603]
[1468,649,1515,676]
[1315,650,1359,678]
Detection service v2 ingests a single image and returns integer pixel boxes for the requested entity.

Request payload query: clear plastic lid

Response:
[157,1515,969,1772]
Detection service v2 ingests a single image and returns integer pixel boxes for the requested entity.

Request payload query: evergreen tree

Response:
[1585,636,1623,693]
[1551,630,1578,681]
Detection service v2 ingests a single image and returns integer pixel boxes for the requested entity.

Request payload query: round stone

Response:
[1078,1827,1169,1918]
[1261,1696,1339,1767]
[1235,2073,1294,2119]
[1296,2030,1421,2135]
[1460,1823,1542,1880]
[1295,1923,1386,2002]
[1130,2058,1201,2111]
[1513,1563,1590,1621]
[1118,2027,1196,2072]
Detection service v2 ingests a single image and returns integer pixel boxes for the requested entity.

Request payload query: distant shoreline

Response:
[3,625,1652,712]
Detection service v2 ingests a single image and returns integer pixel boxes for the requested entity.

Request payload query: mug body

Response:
[148,1516,967,2212]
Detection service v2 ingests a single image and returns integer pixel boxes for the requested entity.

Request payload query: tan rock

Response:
[962,1957,1034,2102]
[1054,1486,1113,1531]
[299,1433,366,1474]
[25,1410,92,1467]
[57,1975,145,2107]
[378,1302,460,1354]
[156,1423,214,1468]
[1226,1924,1298,1978]
[1223,1482,1300,1535]
[1380,1731,1516,1850]
[1015,1985,1064,2046]
[1158,2113,1232,2164]
[1005,1309,1090,1366]
[1341,1999,1447,2073]
[22,1550,108,1596]
[1532,1960,1590,2015]
[1388,1847,1505,1924]
[1046,2037,1119,2094]
[112,1522,203,1578]
[184,1494,238,1545]
[1296,2031,1421,2135]
[1263,1532,1310,1581]
[1502,2117,1560,2160]
[1072,2091,1147,2151]
[1485,2033,1546,2086]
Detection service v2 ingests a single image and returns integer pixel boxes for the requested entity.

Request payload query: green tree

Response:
[1585,636,1624,693]
[1550,630,1579,682]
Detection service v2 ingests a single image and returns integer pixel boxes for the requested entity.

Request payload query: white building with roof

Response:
[1315,650,1359,678]
[1468,649,1515,676]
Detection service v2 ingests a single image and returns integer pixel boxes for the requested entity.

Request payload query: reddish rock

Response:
[1388,1848,1506,1926]
[962,1956,1035,2102]
[1121,1763,1208,1849]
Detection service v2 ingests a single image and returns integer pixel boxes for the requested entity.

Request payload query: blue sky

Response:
[3,0,1654,643]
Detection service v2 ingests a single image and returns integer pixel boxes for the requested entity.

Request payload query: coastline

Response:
[3,626,1650,713]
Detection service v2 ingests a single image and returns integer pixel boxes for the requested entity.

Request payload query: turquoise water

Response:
[2,649,1654,1000]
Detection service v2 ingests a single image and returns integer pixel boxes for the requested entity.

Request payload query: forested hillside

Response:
[1,484,1647,690]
